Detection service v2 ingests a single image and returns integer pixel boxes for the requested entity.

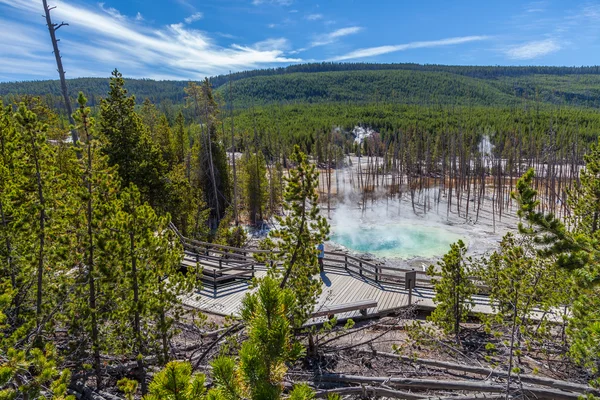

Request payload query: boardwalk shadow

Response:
[320,272,332,287]
[198,282,251,299]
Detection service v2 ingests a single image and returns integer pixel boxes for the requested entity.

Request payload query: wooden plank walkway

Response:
[180,268,501,323]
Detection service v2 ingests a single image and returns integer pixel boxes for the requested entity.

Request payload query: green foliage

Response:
[146,278,313,400]
[144,361,207,400]
[99,69,167,208]
[426,240,475,337]
[211,277,307,400]
[214,207,246,248]
[117,377,138,400]
[257,145,330,323]
[513,161,600,378]
[186,80,231,227]
[0,344,74,400]
[10,64,600,112]
[239,151,268,224]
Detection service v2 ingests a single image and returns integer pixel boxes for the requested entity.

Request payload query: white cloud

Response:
[311,26,362,47]
[135,12,143,21]
[252,0,293,5]
[331,35,489,61]
[0,0,302,80]
[184,12,203,24]
[98,2,125,21]
[253,38,290,51]
[306,13,323,21]
[505,38,560,59]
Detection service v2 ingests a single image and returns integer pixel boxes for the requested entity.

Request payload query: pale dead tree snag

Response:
[229,72,239,226]
[42,0,79,144]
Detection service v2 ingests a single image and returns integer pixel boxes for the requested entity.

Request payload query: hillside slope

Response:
[2,63,600,110]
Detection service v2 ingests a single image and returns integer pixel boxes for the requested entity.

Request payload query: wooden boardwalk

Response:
[180,268,496,323]
[173,226,562,324]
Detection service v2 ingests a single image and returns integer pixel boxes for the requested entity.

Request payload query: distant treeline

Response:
[208,62,600,87]
[3,63,600,112]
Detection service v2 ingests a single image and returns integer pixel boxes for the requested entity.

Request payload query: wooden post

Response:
[344,255,348,271]
[213,273,217,297]
[195,252,200,284]
[359,261,363,276]
[405,270,417,306]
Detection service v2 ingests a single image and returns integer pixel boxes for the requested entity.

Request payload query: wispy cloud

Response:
[306,13,323,21]
[311,26,362,47]
[525,1,547,13]
[331,35,489,61]
[0,0,301,80]
[252,0,293,5]
[184,12,203,24]
[505,38,560,59]
[135,12,143,21]
[253,38,290,51]
[98,2,125,21]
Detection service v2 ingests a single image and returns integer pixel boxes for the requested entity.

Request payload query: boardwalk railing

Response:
[170,223,432,294]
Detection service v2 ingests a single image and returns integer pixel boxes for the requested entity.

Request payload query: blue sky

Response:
[2,0,600,82]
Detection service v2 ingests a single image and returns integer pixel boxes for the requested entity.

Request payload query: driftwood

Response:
[191,323,243,368]
[315,386,427,399]
[316,374,584,400]
[316,387,507,400]
[359,350,600,396]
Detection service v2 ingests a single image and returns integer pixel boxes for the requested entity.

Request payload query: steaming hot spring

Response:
[328,204,467,260]
[330,223,464,259]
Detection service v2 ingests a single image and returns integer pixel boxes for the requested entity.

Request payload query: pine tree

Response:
[257,145,329,323]
[13,103,62,332]
[479,233,562,395]
[155,114,175,168]
[99,69,167,208]
[173,111,187,166]
[185,80,231,228]
[240,150,268,225]
[426,240,475,339]
[64,92,124,389]
[108,185,187,393]
[205,277,313,400]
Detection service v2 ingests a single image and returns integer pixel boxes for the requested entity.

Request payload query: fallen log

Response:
[191,323,243,368]
[316,374,584,400]
[358,350,600,396]
[315,386,427,399]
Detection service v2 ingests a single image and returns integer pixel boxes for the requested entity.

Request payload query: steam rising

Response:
[329,191,465,261]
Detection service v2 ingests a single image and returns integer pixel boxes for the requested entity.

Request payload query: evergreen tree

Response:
[68,92,123,388]
[514,149,600,380]
[257,145,329,322]
[173,111,187,165]
[155,114,175,168]
[185,80,231,228]
[210,277,305,400]
[99,69,167,208]
[240,150,268,225]
[478,233,564,394]
[426,240,475,339]
[109,185,186,394]
[13,103,66,333]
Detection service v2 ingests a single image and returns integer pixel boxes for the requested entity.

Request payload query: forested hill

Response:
[0,77,190,108]
[3,63,600,110]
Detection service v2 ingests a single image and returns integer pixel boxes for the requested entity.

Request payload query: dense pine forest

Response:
[2,59,600,400]
[4,63,600,110]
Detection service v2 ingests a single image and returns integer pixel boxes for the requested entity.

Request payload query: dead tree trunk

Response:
[42,0,78,144]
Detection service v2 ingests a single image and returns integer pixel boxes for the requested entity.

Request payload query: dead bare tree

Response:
[42,0,78,144]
